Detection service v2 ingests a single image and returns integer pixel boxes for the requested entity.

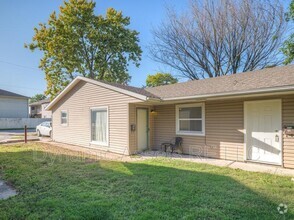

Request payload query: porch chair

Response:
[170,137,183,153]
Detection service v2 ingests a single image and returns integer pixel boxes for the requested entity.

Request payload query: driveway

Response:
[0,129,37,142]
[0,129,35,134]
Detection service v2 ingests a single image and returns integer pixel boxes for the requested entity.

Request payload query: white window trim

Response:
[90,106,109,147]
[60,110,68,126]
[176,103,205,136]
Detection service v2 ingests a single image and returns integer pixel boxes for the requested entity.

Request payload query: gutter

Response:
[146,97,162,102]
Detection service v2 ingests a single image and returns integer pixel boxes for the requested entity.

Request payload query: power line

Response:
[0,60,39,71]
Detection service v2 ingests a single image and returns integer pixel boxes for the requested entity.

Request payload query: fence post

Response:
[24,125,27,144]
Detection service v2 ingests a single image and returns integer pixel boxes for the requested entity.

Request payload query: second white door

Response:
[245,100,282,165]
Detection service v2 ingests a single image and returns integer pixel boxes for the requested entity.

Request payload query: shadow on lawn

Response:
[0,149,291,219]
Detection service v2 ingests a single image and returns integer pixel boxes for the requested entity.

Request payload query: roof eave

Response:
[0,95,29,99]
[46,77,80,111]
[146,97,162,102]
[46,76,152,110]
[161,85,294,101]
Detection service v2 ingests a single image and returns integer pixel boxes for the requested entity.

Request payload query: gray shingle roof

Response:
[0,89,28,99]
[29,98,50,106]
[47,65,294,111]
[145,65,294,99]
[97,80,160,99]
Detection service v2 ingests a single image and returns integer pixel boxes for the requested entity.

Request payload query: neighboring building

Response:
[29,98,52,118]
[46,65,294,169]
[0,89,29,118]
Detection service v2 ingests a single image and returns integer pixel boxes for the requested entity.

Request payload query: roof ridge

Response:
[145,65,294,99]
[146,65,293,91]
[29,98,50,105]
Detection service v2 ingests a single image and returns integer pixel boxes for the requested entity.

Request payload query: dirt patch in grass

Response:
[0,179,17,200]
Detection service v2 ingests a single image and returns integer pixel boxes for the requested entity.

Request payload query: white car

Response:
[36,121,52,137]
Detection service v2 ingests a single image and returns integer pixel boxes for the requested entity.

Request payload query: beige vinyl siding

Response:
[152,95,294,168]
[51,81,141,155]
[51,79,294,168]
[129,103,154,154]
[129,103,136,154]
[152,102,242,159]
[283,96,294,168]
[206,100,244,161]
[152,104,206,154]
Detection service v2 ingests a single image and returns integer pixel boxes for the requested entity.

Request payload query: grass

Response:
[0,143,293,219]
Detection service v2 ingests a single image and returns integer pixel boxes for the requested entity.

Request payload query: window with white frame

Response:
[176,103,205,135]
[61,110,68,125]
[91,107,108,146]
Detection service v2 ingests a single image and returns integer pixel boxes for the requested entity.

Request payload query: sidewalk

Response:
[43,141,294,177]
[139,151,294,177]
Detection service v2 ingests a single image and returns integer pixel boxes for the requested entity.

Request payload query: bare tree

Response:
[150,0,287,80]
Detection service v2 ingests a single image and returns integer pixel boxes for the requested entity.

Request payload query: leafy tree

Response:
[150,0,287,80]
[282,0,294,64]
[146,73,178,87]
[30,94,47,103]
[25,0,142,97]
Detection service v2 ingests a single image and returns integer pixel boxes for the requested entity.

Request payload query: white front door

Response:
[245,100,282,165]
[137,108,148,152]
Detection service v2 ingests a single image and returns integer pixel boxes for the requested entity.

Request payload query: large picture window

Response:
[91,107,108,146]
[176,103,205,136]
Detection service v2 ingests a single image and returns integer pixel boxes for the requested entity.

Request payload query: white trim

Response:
[279,101,283,167]
[126,103,130,155]
[90,106,109,147]
[243,99,282,166]
[46,76,151,110]
[90,106,108,110]
[243,103,248,161]
[136,107,149,151]
[60,110,68,126]
[175,103,205,136]
[90,141,109,147]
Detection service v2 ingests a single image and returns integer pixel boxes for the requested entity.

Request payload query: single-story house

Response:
[46,65,294,168]
[29,98,51,118]
[0,89,29,118]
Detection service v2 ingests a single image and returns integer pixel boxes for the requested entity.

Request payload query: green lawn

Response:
[0,143,293,219]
